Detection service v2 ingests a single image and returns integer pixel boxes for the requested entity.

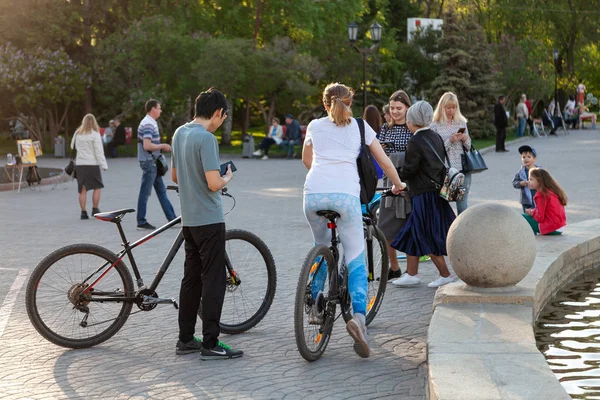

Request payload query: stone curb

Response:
[0,171,70,192]
[427,218,600,400]
[478,136,534,155]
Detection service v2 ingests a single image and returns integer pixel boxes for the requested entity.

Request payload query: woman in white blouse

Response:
[70,114,108,219]
[430,92,471,214]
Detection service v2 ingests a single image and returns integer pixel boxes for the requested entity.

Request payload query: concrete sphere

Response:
[447,203,536,288]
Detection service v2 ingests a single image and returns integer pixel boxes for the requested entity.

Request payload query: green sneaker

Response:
[176,336,203,355]
[419,255,431,262]
[200,341,243,360]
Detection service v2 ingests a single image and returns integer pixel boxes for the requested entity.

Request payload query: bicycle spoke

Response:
[215,230,276,334]
[27,244,133,348]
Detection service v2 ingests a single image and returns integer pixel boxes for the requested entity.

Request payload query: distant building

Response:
[407,18,443,43]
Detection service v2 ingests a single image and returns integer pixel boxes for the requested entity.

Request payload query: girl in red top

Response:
[523,168,567,235]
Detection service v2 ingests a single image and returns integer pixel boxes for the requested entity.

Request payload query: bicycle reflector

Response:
[327,222,336,229]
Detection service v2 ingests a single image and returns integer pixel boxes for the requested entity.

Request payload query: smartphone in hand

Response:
[457,127,466,133]
[220,161,237,176]
[380,141,395,148]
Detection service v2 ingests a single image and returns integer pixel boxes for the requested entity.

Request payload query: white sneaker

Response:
[346,314,370,358]
[428,275,456,288]
[252,150,262,156]
[391,274,421,287]
[261,155,269,160]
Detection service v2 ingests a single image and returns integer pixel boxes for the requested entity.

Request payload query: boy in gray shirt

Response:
[171,88,242,360]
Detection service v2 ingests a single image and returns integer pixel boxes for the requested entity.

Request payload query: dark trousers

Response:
[495,127,506,151]
[179,223,226,349]
[526,117,534,135]
[259,138,276,155]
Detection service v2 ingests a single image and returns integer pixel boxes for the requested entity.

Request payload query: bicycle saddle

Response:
[316,210,340,221]
[94,208,136,223]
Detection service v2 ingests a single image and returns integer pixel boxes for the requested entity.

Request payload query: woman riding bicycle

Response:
[301,82,405,358]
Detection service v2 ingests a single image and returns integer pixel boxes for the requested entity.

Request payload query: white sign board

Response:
[407,18,443,42]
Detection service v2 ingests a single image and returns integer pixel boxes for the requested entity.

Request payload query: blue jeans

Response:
[137,160,176,226]
[280,139,302,158]
[517,117,526,137]
[456,173,472,215]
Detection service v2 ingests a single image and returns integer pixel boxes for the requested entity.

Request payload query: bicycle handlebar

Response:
[376,187,405,198]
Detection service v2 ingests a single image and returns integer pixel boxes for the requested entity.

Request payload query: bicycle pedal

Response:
[143,296,177,307]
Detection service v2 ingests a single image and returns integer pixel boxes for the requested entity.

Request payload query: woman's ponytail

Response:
[323,83,354,126]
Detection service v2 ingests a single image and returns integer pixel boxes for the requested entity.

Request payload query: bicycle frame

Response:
[80,216,184,302]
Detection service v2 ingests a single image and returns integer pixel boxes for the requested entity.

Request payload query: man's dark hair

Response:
[498,95,505,101]
[145,99,160,113]
[194,88,228,119]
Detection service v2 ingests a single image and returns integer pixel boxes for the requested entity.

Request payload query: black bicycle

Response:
[25,187,277,349]
[294,189,391,361]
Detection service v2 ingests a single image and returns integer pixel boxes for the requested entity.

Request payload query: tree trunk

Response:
[83,0,93,113]
[253,0,262,44]
[242,99,250,138]
[221,99,233,146]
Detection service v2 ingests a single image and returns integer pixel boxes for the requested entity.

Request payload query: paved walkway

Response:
[0,130,599,399]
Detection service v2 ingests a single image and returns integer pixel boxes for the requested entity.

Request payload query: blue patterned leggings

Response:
[304,193,367,315]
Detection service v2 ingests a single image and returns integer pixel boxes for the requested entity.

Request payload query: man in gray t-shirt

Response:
[171,88,242,360]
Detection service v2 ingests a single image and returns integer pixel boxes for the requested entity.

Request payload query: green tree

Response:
[493,36,554,109]
[0,44,89,145]
[430,10,496,138]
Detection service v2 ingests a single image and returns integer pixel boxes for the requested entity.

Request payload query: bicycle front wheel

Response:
[341,224,389,325]
[294,245,336,362]
[364,225,389,325]
[198,229,277,334]
[25,244,134,349]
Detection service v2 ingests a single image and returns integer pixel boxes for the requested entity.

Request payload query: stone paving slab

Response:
[0,130,598,399]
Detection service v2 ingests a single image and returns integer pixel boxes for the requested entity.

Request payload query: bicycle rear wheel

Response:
[341,225,389,325]
[25,244,134,349]
[294,245,336,362]
[198,229,277,334]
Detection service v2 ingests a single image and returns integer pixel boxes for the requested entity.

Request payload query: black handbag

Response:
[65,134,76,178]
[355,117,377,205]
[461,145,488,174]
[155,154,169,177]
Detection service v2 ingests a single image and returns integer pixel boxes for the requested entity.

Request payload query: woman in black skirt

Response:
[70,114,108,219]
[390,101,456,288]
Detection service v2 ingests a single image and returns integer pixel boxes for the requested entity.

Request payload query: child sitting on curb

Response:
[522,168,567,235]
[512,145,541,212]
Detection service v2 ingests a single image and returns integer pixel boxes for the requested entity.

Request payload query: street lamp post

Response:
[348,22,382,111]
[553,49,559,116]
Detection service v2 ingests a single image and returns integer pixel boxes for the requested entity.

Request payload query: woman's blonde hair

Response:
[75,114,100,135]
[323,83,354,126]
[529,168,568,206]
[432,92,467,124]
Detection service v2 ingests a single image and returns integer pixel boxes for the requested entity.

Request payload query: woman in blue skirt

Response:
[390,101,456,288]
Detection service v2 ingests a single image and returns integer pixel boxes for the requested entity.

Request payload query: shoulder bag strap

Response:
[355,117,366,146]
[421,135,449,188]
[422,136,447,168]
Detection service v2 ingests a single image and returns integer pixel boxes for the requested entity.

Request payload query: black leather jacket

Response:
[398,128,446,196]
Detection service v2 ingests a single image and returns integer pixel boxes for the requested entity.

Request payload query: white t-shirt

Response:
[303,117,376,198]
